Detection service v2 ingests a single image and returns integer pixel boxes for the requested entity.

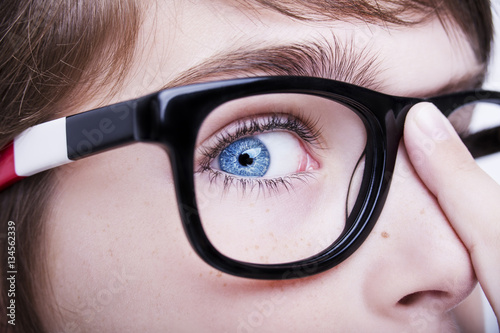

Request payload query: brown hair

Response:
[0,0,141,331]
[0,0,493,331]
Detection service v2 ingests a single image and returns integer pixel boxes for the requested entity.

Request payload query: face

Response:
[44,1,482,331]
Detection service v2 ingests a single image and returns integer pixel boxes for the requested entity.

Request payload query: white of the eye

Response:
[256,132,303,178]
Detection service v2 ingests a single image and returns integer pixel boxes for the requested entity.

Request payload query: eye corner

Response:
[297,150,321,173]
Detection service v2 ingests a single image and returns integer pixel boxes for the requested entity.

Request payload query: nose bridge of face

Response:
[360,141,475,313]
[384,142,465,247]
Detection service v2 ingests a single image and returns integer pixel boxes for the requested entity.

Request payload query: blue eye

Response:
[218,137,270,177]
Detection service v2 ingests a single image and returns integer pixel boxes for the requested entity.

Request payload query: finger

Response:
[403,102,500,318]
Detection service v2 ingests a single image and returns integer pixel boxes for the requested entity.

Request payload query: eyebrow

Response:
[163,37,383,90]
[162,37,486,98]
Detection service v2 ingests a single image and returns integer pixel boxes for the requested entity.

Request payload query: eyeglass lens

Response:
[193,93,368,264]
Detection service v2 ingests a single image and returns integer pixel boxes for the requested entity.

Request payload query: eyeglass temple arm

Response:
[428,90,500,159]
[0,94,156,191]
[460,127,500,158]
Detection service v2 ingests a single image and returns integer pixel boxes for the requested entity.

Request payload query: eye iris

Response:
[219,138,270,177]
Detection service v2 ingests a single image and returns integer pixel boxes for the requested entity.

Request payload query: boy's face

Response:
[43,1,482,331]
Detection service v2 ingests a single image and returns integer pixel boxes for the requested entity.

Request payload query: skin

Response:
[41,1,499,332]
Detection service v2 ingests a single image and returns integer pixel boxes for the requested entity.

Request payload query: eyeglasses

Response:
[1,76,500,279]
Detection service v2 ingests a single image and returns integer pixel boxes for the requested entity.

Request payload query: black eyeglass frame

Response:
[43,76,500,279]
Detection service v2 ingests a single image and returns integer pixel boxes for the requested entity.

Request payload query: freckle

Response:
[199,273,203,277]
[223,283,227,287]
[216,272,222,278]
[420,209,425,215]
[265,208,270,213]
[381,231,389,239]
[255,245,259,250]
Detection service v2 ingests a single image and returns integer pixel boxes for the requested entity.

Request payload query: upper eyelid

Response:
[196,114,322,167]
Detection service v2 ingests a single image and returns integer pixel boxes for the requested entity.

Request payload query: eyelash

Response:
[196,113,322,194]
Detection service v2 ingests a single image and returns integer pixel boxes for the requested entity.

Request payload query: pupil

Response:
[239,153,254,166]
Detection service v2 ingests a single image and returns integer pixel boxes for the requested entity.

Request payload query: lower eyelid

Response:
[198,170,318,196]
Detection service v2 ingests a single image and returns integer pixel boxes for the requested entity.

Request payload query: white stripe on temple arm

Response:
[14,117,72,177]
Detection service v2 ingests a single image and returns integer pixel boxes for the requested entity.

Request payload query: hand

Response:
[404,102,500,324]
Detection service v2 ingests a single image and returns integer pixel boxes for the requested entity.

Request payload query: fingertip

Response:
[404,102,454,142]
[403,102,477,193]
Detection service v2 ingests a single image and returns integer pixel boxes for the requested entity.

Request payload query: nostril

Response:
[398,290,448,306]
[398,291,423,305]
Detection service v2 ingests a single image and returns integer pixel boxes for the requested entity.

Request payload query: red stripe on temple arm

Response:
[0,143,24,191]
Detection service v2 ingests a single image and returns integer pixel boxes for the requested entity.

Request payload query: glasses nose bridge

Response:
[379,97,423,151]
[391,96,422,127]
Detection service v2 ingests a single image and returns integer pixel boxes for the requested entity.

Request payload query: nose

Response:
[361,142,476,327]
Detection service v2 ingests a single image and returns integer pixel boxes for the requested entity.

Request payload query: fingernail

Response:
[413,103,451,141]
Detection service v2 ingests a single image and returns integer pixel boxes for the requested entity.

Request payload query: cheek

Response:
[44,144,195,329]
[197,181,347,264]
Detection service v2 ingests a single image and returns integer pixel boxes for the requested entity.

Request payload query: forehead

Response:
[100,0,482,109]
